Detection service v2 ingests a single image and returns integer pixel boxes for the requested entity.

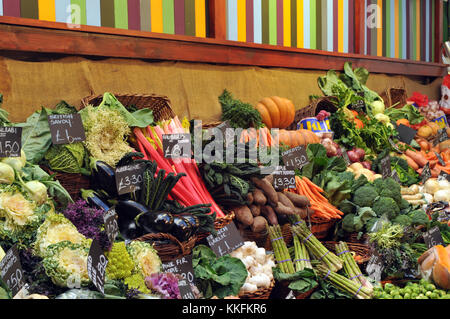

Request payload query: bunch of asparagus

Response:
[335,242,373,293]
[292,223,342,272]
[316,264,372,299]
[293,235,312,272]
[267,225,295,274]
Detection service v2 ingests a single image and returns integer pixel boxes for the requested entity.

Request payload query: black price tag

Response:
[434,129,449,146]
[366,253,384,282]
[389,138,403,153]
[351,92,366,111]
[103,207,119,244]
[206,222,245,257]
[396,124,417,145]
[48,113,86,145]
[380,155,392,179]
[272,166,296,191]
[341,147,351,166]
[115,163,145,195]
[282,146,310,170]
[421,162,432,184]
[163,133,192,159]
[162,254,196,299]
[87,240,108,295]
[0,127,22,158]
[285,290,296,299]
[391,169,401,183]
[0,245,26,297]
[435,152,446,166]
[423,226,445,249]
[438,171,450,182]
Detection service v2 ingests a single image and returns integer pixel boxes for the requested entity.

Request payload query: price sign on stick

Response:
[272,166,296,191]
[162,255,196,299]
[366,253,384,282]
[206,222,245,257]
[421,162,432,184]
[0,127,22,158]
[48,114,86,145]
[115,163,145,195]
[0,245,26,297]
[438,171,450,182]
[380,155,392,179]
[396,124,417,145]
[423,226,445,249]
[434,129,449,146]
[162,133,192,159]
[341,147,351,166]
[103,207,119,244]
[282,146,310,170]
[87,240,108,295]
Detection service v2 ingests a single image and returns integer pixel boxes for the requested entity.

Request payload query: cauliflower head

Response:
[34,212,90,257]
[127,241,161,278]
[42,241,90,288]
[0,191,37,228]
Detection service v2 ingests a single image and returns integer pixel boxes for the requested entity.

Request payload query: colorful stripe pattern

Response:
[364,0,435,62]
[226,0,357,53]
[0,0,209,37]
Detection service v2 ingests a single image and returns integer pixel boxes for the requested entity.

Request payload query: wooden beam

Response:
[435,0,444,64]
[354,0,365,55]
[0,16,446,78]
[208,0,227,40]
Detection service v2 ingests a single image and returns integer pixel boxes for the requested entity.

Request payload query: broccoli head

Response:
[378,177,402,205]
[352,184,378,208]
[342,214,361,233]
[408,209,430,227]
[351,175,370,194]
[398,198,411,211]
[393,215,413,227]
[338,199,356,215]
[372,196,400,219]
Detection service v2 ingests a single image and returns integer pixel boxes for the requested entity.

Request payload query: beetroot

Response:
[361,161,372,170]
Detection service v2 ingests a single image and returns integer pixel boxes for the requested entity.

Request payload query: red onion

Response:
[353,148,366,161]
[361,161,372,170]
[347,150,360,163]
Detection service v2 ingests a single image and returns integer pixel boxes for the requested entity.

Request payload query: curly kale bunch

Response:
[219,89,263,129]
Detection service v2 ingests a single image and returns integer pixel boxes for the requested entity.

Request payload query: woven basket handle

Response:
[137,232,186,255]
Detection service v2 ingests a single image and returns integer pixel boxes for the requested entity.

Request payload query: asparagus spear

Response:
[268,225,295,274]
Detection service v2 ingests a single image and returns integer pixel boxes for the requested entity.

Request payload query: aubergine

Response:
[150,212,174,233]
[115,200,149,223]
[171,216,193,242]
[118,219,143,241]
[91,161,118,197]
[179,214,200,234]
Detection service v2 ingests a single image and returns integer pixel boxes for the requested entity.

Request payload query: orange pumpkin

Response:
[396,119,410,127]
[255,97,296,129]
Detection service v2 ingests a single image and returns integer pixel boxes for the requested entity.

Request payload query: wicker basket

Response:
[322,241,371,265]
[295,287,317,299]
[287,97,338,130]
[40,166,90,202]
[238,278,275,299]
[310,217,338,240]
[243,223,293,251]
[135,232,197,263]
[196,212,236,243]
[379,87,408,109]
[344,232,370,245]
[81,93,176,122]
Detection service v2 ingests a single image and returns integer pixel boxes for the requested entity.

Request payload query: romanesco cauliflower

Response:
[106,242,134,280]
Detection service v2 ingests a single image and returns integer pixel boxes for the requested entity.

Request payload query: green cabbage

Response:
[44,143,87,174]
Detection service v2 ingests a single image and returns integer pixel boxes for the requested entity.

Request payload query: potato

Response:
[277,192,295,209]
[251,177,278,206]
[247,192,254,205]
[249,204,261,217]
[250,216,268,233]
[261,205,278,225]
[283,192,310,208]
[235,205,254,226]
[274,202,294,215]
[253,188,267,206]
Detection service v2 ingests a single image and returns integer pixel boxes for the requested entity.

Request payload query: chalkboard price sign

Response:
[87,240,108,295]
[115,163,145,195]
[380,155,392,179]
[272,166,296,191]
[366,253,384,282]
[421,162,432,184]
[0,127,22,158]
[162,255,196,299]
[48,113,86,145]
[438,171,450,182]
[206,222,245,257]
[103,207,119,244]
[423,226,445,249]
[162,133,192,159]
[396,124,417,145]
[282,146,309,170]
[0,245,26,297]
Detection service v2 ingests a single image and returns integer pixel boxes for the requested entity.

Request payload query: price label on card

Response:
[285,290,296,299]
[423,226,445,249]
[282,146,310,170]
[0,245,26,297]
[162,254,196,299]
[103,207,119,244]
[87,240,108,295]
[421,162,432,184]
[177,278,195,300]
[206,222,245,257]
[438,171,450,182]
[48,113,86,145]
[162,133,192,159]
[0,127,22,158]
[115,163,145,195]
[272,166,296,191]
[435,152,446,166]
[434,129,449,146]
[396,124,417,145]
[341,147,351,166]
[391,169,401,183]
[366,253,384,282]
[380,155,392,179]
[351,92,366,111]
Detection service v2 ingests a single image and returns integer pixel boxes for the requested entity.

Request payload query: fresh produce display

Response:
[1,61,450,301]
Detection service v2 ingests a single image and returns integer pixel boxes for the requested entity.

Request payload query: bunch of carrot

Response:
[404,141,450,178]
[288,176,344,221]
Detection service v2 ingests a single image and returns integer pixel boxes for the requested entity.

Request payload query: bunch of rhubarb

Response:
[133,117,225,218]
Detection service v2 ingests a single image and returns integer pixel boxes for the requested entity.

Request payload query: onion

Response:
[353,148,366,161]
[347,150,360,163]
[361,161,372,170]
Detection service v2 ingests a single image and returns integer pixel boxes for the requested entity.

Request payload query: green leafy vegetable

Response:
[44,143,89,175]
[219,89,263,129]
